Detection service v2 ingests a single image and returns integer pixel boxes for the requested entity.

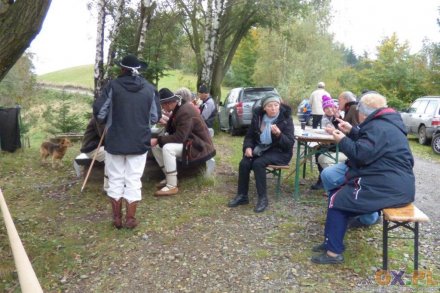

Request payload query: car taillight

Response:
[236,102,243,116]
[432,117,440,126]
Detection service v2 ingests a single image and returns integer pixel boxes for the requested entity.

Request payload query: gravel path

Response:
[68,150,439,292]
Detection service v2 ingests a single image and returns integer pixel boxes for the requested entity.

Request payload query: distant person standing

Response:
[93,54,159,230]
[309,82,331,129]
[198,84,217,135]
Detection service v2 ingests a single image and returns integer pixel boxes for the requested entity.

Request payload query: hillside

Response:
[38,66,199,93]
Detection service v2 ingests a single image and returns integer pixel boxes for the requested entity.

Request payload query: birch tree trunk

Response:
[0,0,51,81]
[200,0,223,90]
[94,0,106,99]
[136,0,156,55]
[104,0,125,79]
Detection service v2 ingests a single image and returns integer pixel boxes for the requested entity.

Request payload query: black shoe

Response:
[311,182,323,190]
[347,216,381,229]
[254,197,268,213]
[227,194,249,207]
[311,252,344,264]
[312,243,326,252]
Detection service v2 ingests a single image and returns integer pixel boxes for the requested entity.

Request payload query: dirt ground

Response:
[63,141,440,292]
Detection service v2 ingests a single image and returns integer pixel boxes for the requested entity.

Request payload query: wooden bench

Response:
[266,165,290,197]
[382,203,430,271]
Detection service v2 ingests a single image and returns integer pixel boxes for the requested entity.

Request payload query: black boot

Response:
[227,194,249,207]
[311,177,323,190]
[311,164,324,190]
[254,195,268,213]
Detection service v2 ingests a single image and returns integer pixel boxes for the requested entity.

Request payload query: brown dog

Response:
[40,138,73,167]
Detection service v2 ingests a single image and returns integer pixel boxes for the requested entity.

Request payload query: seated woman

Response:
[227,95,295,213]
[150,88,216,196]
[311,92,415,264]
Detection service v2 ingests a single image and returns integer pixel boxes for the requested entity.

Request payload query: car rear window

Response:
[425,100,439,115]
[243,90,277,102]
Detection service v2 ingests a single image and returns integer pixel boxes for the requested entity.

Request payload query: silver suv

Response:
[218,87,279,135]
[400,96,440,146]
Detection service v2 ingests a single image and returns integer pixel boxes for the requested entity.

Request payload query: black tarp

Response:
[0,106,21,152]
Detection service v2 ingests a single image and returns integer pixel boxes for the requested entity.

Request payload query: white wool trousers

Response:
[105,152,147,203]
[151,143,183,187]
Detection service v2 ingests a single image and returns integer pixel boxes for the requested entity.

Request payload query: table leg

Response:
[294,141,303,199]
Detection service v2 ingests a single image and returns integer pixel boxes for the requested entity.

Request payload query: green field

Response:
[39,66,199,92]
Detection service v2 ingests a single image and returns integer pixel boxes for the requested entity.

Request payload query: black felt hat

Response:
[159,88,179,103]
[115,54,148,70]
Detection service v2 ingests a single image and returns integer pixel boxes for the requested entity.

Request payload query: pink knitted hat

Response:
[322,95,335,109]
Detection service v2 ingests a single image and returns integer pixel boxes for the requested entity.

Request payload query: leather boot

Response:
[125,200,139,229]
[227,194,249,207]
[254,195,268,213]
[109,198,122,229]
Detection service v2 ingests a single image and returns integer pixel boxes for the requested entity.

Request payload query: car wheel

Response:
[229,116,240,136]
[418,125,428,145]
[432,133,440,155]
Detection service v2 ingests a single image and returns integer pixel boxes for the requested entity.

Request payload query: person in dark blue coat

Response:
[311,92,415,264]
[227,95,295,213]
[93,54,159,229]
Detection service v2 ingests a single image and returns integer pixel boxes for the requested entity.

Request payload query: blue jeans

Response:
[321,163,379,225]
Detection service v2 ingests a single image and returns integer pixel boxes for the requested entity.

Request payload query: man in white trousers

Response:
[93,54,160,229]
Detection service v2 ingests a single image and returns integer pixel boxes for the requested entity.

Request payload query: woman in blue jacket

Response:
[311,92,415,264]
[227,95,295,213]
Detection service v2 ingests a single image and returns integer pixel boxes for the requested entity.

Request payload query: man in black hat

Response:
[197,84,217,134]
[93,54,160,229]
[150,88,216,196]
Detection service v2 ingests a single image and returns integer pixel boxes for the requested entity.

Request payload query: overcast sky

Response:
[28,0,440,75]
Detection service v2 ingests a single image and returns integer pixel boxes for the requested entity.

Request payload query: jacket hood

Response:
[363,108,407,135]
[116,74,145,92]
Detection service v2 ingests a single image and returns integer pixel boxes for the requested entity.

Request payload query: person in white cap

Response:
[309,81,331,129]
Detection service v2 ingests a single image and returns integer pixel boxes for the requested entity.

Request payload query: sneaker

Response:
[312,243,326,252]
[311,252,344,264]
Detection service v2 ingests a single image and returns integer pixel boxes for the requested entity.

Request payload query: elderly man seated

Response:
[150,88,216,196]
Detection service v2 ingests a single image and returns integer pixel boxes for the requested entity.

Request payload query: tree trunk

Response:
[136,0,156,55]
[94,0,106,99]
[0,0,51,81]
[104,0,125,80]
[200,0,224,93]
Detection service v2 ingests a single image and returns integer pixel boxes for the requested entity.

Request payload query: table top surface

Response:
[295,127,336,143]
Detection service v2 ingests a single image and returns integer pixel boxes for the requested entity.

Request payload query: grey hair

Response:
[358,92,387,116]
[175,87,193,103]
[339,91,356,102]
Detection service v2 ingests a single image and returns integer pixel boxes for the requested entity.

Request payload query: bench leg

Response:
[414,222,419,271]
[275,169,282,198]
[383,219,388,271]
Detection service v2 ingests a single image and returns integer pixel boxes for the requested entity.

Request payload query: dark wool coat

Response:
[243,103,295,164]
[93,73,159,155]
[158,100,216,165]
[80,117,105,153]
[329,108,415,213]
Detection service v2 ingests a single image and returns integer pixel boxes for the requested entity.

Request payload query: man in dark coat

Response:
[227,95,295,212]
[93,54,159,229]
[198,84,217,131]
[151,88,216,196]
[311,92,415,264]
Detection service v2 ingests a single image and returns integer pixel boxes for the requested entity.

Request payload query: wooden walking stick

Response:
[80,127,107,192]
